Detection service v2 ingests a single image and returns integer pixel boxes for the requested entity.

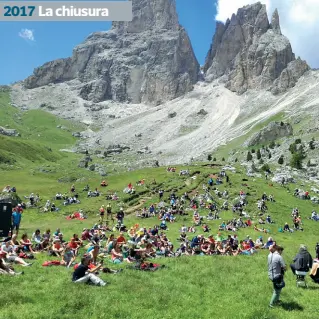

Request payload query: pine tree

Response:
[213,157,216,161]
[251,149,255,154]
[222,157,225,161]
[207,154,212,161]
[307,160,311,167]
[235,158,238,162]
[268,152,272,159]
[256,149,261,160]
[290,152,303,169]
[247,151,253,161]
[289,143,297,154]
[269,141,276,149]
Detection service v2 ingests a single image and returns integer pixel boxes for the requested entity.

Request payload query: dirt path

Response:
[126,197,153,213]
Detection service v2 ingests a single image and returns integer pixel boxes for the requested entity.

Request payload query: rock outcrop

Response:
[24,0,199,105]
[244,121,293,147]
[204,2,309,94]
[0,126,19,137]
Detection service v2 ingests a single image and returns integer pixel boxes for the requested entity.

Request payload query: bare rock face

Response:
[24,0,199,105]
[204,2,309,94]
[244,121,293,147]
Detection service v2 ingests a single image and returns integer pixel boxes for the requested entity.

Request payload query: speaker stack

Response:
[0,203,12,237]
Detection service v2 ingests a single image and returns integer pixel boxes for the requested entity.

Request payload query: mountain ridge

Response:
[8,0,319,167]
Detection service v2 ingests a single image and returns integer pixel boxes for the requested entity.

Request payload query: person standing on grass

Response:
[106,203,113,221]
[11,208,22,235]
[99,205,105,224]
[117,208,125,224]
[72,257,106,286]
[268,245,286,308]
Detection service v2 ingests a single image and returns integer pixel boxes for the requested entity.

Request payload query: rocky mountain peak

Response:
[23,0,199,105]
[204,2,309,94]
[112,0,179,33]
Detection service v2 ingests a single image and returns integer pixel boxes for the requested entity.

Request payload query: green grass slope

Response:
[1,91,319,319]
[0,91,85,167]
[1,164,319,319]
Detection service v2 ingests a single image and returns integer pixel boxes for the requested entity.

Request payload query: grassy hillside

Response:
[1,163,319,319]
[1,92,319,319]
[0,91,86,167]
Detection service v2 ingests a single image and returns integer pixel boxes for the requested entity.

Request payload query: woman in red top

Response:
[69,238,79,256]
[117,232,126,244]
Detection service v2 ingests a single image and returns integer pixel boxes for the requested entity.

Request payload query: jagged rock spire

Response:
[112,0,179,33]
[204,2,309,94]
[271,9,281,34]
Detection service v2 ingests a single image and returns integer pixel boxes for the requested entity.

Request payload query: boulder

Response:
[271,173,295,184]
[244,121,293,147]
[0,126,19,137]
[0,192,21,206]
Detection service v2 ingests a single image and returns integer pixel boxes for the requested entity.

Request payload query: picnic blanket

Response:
[42,260,61,266]
[66,212,86,220]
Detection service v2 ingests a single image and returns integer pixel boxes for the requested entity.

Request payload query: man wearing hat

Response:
[268,245,286,308]
[290,244,313,274]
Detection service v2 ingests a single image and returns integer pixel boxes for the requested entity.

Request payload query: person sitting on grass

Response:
[72,234,83,247]
[31,229,42,247]
[72,257,106,286]
[218,221,226,231]
[255,236,264,249]
[216,241,226,255]
[81,228,91,241]
[283,223,292,232]
[111,243,124,264]
[200,240,212,255]
[0,253,23,276]
[43,229,51,241]
[202,224,209,233]
[100,180,108,187]
[53,228,61,238]
[38,237,50,252]
[1,241,32,266]
[69,238,80,256]
[117,232,126,245]
[61,245,76,268]
[20,233,35,254]
[52,239,64,257]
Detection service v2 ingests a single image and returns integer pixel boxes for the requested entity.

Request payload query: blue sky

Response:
[0,0,216,85]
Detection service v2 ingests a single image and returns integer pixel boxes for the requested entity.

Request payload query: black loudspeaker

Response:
[0,203,12,237]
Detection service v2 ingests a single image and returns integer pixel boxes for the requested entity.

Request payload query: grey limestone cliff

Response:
[204,2,309,94]
[24,0,199,105]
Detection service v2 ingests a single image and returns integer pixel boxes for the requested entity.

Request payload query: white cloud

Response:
[18,28,35,42]
[215,0,319,68]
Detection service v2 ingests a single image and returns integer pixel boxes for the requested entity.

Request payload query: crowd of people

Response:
[1,167,319,296]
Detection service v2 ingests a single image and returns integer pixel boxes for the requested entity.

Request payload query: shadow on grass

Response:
[280,301,304,311]
[307,285,319,290]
